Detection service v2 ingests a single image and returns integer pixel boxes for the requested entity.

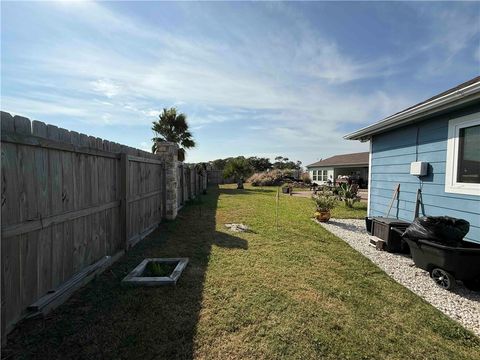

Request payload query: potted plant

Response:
[312,194,336,222]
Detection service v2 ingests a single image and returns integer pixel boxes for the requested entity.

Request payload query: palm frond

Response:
[150,107,195,161]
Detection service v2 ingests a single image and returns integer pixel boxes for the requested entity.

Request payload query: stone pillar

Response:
[155,142,179,220]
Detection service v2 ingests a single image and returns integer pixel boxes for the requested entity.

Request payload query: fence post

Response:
[120,153,129,249]
[155,142,179,220]
[162,165,167,218]
[181,165,185,205]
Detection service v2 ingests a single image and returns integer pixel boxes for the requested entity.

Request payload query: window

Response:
[445,114,480,195]
[312,169,328,182]
[320,170,328,182]
[457,125,480,183]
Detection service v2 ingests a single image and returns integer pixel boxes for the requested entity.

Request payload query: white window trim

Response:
[310,169,330,183]
[445,113,480,196]
[321,170,328,182]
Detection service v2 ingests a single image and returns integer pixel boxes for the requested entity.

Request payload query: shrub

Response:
[291,181,309,188]
[318,185,332,192]
[248,169,287,186]
[301,172,311,184]
[318,189,334,197]
[338,183,360,208]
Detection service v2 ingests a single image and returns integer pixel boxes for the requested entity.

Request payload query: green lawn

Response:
[5,185,479,359]
[331,200,367,219]
[288,187,368,219]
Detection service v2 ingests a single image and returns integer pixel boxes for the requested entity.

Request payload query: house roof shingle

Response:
[306,151,369,168]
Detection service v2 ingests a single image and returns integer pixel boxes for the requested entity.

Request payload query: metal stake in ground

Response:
[275,186,280,231]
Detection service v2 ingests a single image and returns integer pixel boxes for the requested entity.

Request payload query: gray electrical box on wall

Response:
[410,161,428,176]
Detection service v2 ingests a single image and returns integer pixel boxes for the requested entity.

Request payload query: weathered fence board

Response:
[207,169,233,185]
[0,111,178,336]
[176,164,207,210]
[1,111,208,337]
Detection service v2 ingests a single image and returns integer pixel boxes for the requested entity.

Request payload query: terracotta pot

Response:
[315,210,331,222]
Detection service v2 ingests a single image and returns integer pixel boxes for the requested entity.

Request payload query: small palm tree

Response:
[151,107,195,162]
[223,158,253,189]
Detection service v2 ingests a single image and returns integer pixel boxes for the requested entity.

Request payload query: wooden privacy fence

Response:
[0,112,175,335]
[207,169,233,185]
[176,164,207,209]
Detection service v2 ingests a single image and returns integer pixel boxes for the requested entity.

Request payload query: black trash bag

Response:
[402,216,470,246]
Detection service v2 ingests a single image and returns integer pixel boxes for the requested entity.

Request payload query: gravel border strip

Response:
[317,218,480,336]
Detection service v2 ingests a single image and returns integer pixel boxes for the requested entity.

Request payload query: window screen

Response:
[457,124,480,184]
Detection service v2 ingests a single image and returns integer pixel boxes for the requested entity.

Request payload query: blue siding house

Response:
[345,77,480,244]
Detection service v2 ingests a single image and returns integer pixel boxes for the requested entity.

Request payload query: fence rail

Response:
[177,164,207,209]
[1,112,178,336]
[207,169,233,185]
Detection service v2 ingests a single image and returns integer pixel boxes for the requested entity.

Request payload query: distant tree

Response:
[248,156,272,172]
[273,156,286,169]
[151,107,195,162]
[211,155,301,173]
[223,158,253,189]
[195,162,208,172]
[272,155,302,170]
[211,156,271,172]
[211,158,230,170]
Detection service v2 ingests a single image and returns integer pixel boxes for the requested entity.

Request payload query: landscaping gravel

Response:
[317,218,480,337]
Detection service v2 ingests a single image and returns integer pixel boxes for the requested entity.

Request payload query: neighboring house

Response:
[345,76,480,244]
[306,152,369,186]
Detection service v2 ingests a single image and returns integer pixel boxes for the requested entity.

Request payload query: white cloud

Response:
[145,110,161,117]
[411,4,480,77]
[8,1,404,118]
[101,113,113,124]
[1,96,88,117]
[91,79,122,98]
[433,9,478,57]
[5,1,474,165]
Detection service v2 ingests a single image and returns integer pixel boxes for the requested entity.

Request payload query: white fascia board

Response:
[344,82,480,141]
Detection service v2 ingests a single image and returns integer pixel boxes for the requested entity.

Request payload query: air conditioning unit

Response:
[410,161,428,176]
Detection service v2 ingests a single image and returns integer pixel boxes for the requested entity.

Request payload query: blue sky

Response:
[2,1,479,165]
